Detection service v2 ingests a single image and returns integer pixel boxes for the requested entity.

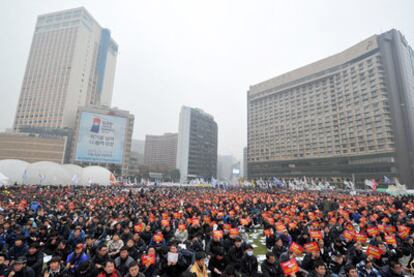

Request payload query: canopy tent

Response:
[0,160,114,186]
[0,159,29,184]
[80,166,113,186]
[0,172,9,186]
[26,161,71,185]
[62,164,83,185]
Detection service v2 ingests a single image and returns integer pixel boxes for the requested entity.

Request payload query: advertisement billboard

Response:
[75,112,127,164]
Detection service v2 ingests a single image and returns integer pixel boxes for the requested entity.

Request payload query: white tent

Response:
[80,166,113,186]
[0,172,9,186]
[0,159,29,184]
[26,161,71,185]
[62,164,83,185]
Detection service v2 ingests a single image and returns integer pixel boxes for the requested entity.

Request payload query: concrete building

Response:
[70,105,134,175]
[0,133,66,163]
[144,133,178,171]
[127,139,145,177]
[176,106,218,183]
[14,7,118,131]
[247,29,414,187]
[217,155,236,181]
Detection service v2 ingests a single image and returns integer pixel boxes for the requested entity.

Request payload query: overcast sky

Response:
[1,0,413,160]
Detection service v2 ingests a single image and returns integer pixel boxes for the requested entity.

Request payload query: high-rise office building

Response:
[247,29,414,186]
[14,7,118,131]
[176,106,218,183]
[144,133,178,171]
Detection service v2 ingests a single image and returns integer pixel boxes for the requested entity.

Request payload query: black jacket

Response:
[227,246,244,267]
[208,256,228,277]
[11,266,36,277]
[25,251,44,276]
[240,254,258,277]
[261,260,279,277]
[271,245,286,260]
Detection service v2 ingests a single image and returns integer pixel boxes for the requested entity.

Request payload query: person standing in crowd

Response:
[96,260,120,277]
[342,264,359,277]
[159,244,187,277]
[0,252,8,277]
[356,257,381,277]
[189,252,208,277]
[240,244,258,277]
[124,262,145,277]
[328,251,345,276]
[383,261,405,277]
[208,247,228,277]
[174,224,188,244]
[43,256,66,277]
[7,237,27,262]
[114,246,134,277]
[25,243,43,276]
[108,234,124,259]
[68,227,85,250]
[308,261,330,277]
[228,237,244,268]
[7,256,35,277]
[261,252,279,277]
[65,242,89,275]
[271,236,286,260]
[92,244,110,274]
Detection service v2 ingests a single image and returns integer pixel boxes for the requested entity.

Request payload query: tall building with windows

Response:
[144,133,178,171]
[14,7,118,131]
[247,29,414,187]
[176,106,218,183]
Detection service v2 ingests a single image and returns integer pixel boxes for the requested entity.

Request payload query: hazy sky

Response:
[1,0,413,160]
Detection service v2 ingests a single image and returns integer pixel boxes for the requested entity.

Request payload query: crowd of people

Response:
[0,185,413,277]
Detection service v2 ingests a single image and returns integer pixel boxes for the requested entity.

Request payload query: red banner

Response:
[385,225,396,234]
[367,226,379,237]
[366,245,383,259]
[141,254,156,267]
[223,224,231,231]
[134,223,145,233]
[343,230,355,241]
[355,233,368,243]
[309,230,323,240]
[385,235,397,245]
[229,228,240,236]
[264,229,273,237]
[276,223,287,233]
[289,242,304,255]
[280,258,300,276]
[153,234,164,243]
[398,225,410,239]
[213,230,223,239]
[240,218,249,226]
[304,242,320,253]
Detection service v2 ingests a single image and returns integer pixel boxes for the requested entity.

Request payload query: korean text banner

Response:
[75,112,127,164]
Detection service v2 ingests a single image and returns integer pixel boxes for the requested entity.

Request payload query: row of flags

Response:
[252,175,400,192]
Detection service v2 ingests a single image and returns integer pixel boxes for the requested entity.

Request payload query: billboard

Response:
[75,112,127,164]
